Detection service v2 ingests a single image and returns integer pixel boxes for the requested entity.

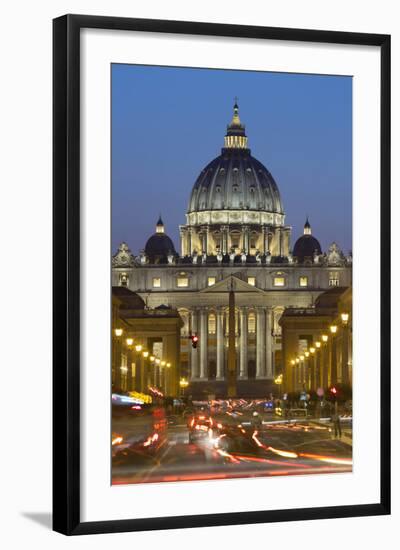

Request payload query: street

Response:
[112,405,352,484]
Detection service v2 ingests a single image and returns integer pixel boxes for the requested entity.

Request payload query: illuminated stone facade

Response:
[112,103,352,397]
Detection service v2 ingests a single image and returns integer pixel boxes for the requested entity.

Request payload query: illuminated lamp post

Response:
[304,351,310,390]
[125,337,134,391]
[290,359,296,392]
[321,334,329,389]
[135,344,143,392]
[315,341,321,388]
[309,347,316,390]
[295,357,300,391]
[149,355,156,386]
[113,328,123,390]
[179,377,189,397]
[142,350,149,390]
[155,358,161,389]
[299,354,305,391]
[160,360,166,395]
[330,325,338,385]
[341,312,350,385]
[274,373,283,398]
[166,362,171,396]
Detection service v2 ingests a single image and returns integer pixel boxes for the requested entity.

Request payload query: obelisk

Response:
[227,277,237,397]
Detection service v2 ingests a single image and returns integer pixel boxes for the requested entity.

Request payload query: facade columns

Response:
[239,308,248,378]
[216,308,224,379]
[179,227,186,256]
[256,308,265,378]
[265,308,273,379]
[221,225,228,255]
[201,226,208,254]
[190,309,199,379]
[188,227,193,255]
[242,225,249,254]
[262,226,267,254]
[199,308,208,379]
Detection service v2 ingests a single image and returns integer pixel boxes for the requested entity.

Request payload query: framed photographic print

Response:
[53,14,391,535]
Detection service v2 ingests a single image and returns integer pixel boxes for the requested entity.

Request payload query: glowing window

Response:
[208,277,216,286]
[329,272,340,287]
[177,277,189,288]
[152,277,161,288]
[248,312,256,334]
[273,277,285,287]
[208,313,216,334]
[299,276,308,287]
[247,277,256,286]
[119,273,128,287]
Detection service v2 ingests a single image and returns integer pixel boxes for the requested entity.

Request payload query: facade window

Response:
[152,277,161,288]
[119,273,128,287]
[177,277,189,288]
[231,234,240,248]
[299,276,308,287]
[208,313,216,334]
[273,277,285,287]
[247,277,256,286]
[329,272,340,287]
[208,277,216,286]
[248,312,256,334]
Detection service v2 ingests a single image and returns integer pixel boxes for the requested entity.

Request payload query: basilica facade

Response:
[112,102,352,397]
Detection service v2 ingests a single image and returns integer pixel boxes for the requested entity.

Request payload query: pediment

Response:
[199,274,266,294]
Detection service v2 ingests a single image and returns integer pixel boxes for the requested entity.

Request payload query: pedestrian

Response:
[331,409,342,438]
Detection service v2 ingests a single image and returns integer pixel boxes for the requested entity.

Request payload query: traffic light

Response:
[329,386,338,399]
[190,334,199,349]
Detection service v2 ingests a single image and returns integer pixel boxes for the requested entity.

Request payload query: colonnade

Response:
[179,224,290,257]
[189,306,274,381]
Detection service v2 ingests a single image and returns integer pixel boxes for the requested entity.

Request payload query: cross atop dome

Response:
[224,100,248,149]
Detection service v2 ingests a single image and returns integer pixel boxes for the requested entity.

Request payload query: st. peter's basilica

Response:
[112,102,352,397]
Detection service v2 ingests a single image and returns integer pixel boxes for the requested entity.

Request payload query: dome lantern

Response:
[304,217,312,235]
[224,99,248,150]
[156,215,165,234]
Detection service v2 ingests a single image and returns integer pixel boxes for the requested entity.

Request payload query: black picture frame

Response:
[53,14,391,535]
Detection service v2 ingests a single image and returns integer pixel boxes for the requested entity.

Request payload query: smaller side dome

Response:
[144,216,177,264]
[293,218,322,263]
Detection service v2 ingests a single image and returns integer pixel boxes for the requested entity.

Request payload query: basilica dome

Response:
[293,218,322,263]
[144,216,177,263]
[187,102,283,215]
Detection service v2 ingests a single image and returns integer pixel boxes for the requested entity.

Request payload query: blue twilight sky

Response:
[112,64,352,255]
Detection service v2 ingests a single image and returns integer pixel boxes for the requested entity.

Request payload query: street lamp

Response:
[341,312,350,384]
[329,326,338,385]
[179,377,189,397]
[135,344,143,353]
[274,373,283,397]
[322,334,328,343]
[126,337,133,346]
[114,328,123,337]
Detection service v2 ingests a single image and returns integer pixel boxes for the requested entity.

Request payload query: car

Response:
[188,414,215,443]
